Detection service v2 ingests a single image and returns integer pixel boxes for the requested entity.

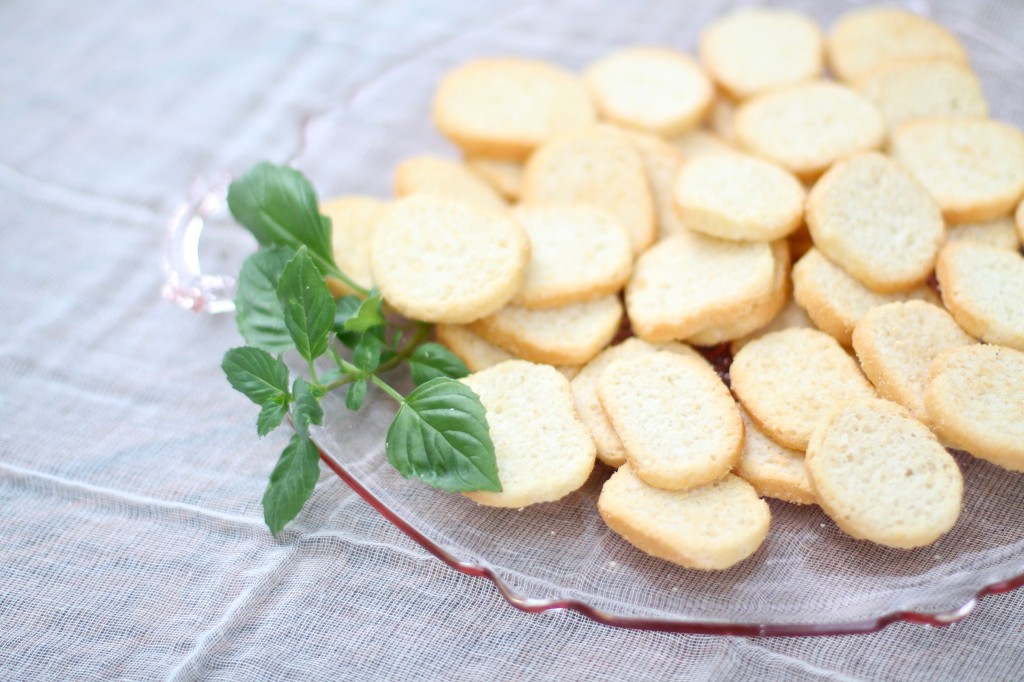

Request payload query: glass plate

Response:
[166,0,1024,635]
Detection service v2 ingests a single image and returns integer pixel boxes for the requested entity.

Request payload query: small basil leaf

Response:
[343,292,385,332]
[345,379,368,411]
[291,377,324,439]
[333,296,362,348]
[408,342,470,385]
[256,401,289,437]
[234,246,295,353]
[222,347,290,406]
[277,246,334,362]
[226,162,337,277]
[262,433,321,536]
[386,377,500,493]
[353,333,383,373]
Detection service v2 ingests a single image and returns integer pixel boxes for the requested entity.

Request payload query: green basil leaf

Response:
[256,401,289,437]
[333,296,362,348]
[234,246,295,353]
[277,246,334,362]
[386,377,500,493]
[408,342,470,385]
[345,379,368,411]
[291,377,324,439]
[221,347,291,406]
[343,292,384,332]
[226,162,337,277]
[353,333,383,373]
[262,433,321,536]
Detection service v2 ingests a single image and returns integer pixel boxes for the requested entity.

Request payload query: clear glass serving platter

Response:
[165,0,1024,635]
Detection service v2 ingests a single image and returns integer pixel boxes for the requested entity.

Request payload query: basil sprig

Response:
[222,163,499,535]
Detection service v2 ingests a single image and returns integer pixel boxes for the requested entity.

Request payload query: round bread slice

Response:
[925,344,1024,472]
[734,81,884,181]
[394,156,507,211]
[730,297,815,355]
[465,157,523,201]
[669,129,738,158]
[736,406,815,505]
[370,196,529,323]
[806,152,945,293]
[623,130,688,240]
[731,328,877,450]
[433,58,596,161]
[935,242,1024,351]
[598,351,742,491]
[571,338,705,468]
[461,361,595,508]
[511,206,632,309]
[825,7,969,83]
[699,8,823,100]
[626,230,775,342]
[598,465,770,571]
[852,300,975,423]
[320,196,388,297]
[946,217,1021,252]
[469,296,622,366]
[522,124,656,253]
[807,399,963,549]
[687,239,790,346]
[855,59,987,133]
[583,47,713,137]
[891,118,1024,224]
[435,324,580,379]
[793,248,939,347]
[673,152,805,241]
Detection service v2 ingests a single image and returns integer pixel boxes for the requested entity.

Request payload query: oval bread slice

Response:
[466,157,524,201]
[511,206,632,309]
[370,196,529,323]
[735,81,884,181]
[394,156,507,211]
[623,130,688,240]
[687,239,790,346]
[626,230,775,342]
[469,296,623,366]
[669,129,738,158]
[935,242,1024,351]
[793,248,939,347]
[435,324,580,380]
[855,59,987,133]
[598,351,742,490]
[825,7,969,83]
[925,345,1024,472]
[571,338,705,468]
[731,328,876,450]
[806,398,963,549]
[461,361,596,508]
[320,196,388,297]
[522,124,656,253]
[806,152,945,293]
[946,217,1021,252]
[673,152,805,241]
[699,8,823,99]
[598,465,770,571]
[583,47,713,137]
[891,118,1024,224]
[433,58,596,160]
[736,406,815,505]
[852,300,975,423]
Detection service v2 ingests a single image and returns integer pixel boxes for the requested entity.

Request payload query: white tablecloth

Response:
[3,0,1024,679]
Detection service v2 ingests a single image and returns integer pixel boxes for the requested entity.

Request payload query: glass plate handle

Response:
[161,169,236,314]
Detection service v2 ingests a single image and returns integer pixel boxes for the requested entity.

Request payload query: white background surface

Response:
[2,0,1023,679]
